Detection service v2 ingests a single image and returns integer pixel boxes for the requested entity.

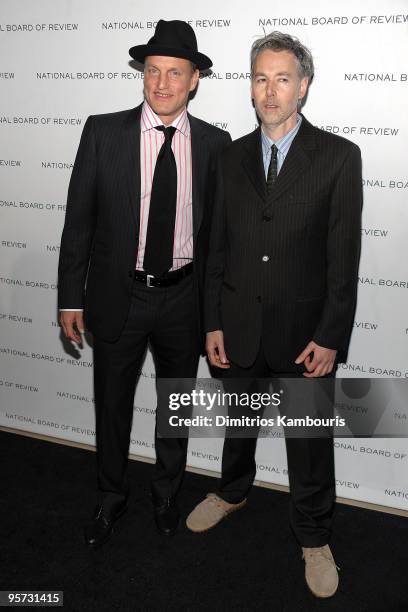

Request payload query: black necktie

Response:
[143,125,177,277]
[266,144,278,196]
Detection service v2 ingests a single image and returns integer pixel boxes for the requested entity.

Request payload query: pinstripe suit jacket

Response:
[58,103,231,343]
[205,115,362,369]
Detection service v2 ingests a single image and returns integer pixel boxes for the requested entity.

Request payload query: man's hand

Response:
[60,311,85,345]
[206,330,230,369]
[295,341,337,378]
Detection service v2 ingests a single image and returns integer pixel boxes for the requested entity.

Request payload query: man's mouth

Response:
[155,92,172,99]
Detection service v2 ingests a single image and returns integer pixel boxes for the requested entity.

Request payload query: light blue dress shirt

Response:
[261,114,303,178]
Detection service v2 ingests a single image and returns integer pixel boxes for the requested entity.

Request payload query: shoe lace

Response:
[206,493,227,509]
[302,547,340,571]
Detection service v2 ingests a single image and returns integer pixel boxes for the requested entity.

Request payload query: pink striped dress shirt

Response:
[137,101,193,272]
[60,102,192,311]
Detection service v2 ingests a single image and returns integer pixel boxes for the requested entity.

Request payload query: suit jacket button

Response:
[262,215,271,222]
[256,296,261,303]
[262,255,269,262]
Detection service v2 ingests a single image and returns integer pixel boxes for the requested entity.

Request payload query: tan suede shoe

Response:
[186,493,246,532]
[302,544,339,598]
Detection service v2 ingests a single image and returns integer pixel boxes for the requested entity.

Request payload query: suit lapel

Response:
[188,113,207,242]
[122,104,142,226]
[242,127,267,203]
[267,116,317,204]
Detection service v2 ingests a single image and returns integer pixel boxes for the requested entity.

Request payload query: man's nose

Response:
[266,82,276,97]
[158,73,169,89]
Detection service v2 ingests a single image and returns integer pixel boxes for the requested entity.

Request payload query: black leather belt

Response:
[133,262,193,287]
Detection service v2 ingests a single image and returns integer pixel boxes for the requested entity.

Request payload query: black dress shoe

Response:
[84,503,127,548]
[153,497,180,536]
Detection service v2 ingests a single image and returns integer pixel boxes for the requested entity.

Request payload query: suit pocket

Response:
[222,280,236,292]
[296,294,326,303]
[288,198,326,207]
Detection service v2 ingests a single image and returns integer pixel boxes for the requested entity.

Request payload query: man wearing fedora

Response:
[186,32,362,597]
[58,20,231,546]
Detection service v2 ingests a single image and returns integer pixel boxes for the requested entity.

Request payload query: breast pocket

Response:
[288,196,327,207]
[287,185,330,206]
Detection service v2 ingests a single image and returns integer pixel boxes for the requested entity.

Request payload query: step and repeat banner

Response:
[1,0,407,511]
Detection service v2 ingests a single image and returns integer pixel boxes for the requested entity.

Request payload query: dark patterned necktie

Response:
[266,144,278,196]
[143,125,177,277]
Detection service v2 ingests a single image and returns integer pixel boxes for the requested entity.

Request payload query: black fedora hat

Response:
[129,19,212,70]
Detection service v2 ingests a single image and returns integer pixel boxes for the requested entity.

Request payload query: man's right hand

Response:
[60,311,85,345]
[206,330,230,369]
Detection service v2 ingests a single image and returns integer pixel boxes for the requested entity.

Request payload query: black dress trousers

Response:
[93,273,200,514]
[217,342,336,548]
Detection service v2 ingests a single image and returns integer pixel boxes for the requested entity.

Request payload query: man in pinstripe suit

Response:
[58,20,231,546]
[187,32,362,598]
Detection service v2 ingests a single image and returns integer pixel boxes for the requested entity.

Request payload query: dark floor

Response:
[1,430,407,611]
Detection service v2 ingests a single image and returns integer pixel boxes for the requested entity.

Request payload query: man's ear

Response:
[190,69,200,92]
[299,77,309,100]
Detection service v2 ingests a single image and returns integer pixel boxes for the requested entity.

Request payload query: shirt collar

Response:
[261,113,302,154]
[141,100,190,136]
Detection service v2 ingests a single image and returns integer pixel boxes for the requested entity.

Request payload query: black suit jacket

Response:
[58,103,231,343]
[205,115,362,369]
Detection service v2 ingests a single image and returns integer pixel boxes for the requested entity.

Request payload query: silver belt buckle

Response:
[146,274,155,287]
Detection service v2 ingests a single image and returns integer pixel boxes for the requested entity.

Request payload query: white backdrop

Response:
[1,0,407,511]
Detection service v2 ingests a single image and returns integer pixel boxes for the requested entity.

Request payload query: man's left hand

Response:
[295,341,337,378]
